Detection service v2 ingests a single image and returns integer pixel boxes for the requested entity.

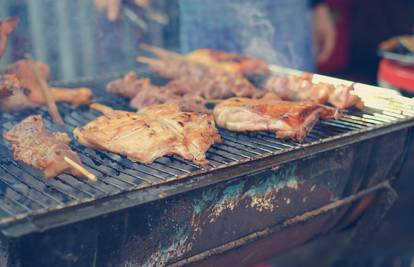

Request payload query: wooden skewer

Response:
[136,56,164,65]
[139,43,182,59]
[90,103,115,114]
[29,57,64,125]
[64,156,97,181]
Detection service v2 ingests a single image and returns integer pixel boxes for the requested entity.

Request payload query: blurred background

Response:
[1,0,414,266]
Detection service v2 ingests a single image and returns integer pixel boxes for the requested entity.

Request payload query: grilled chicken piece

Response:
[136,57,265,99]
[3,115,85,179]
[106,72,209,113]
[165,73,265,100]
[140,44,270,76]
[0,74,36,111]
[0,17,18,59]
[5,59,93,107]
[107,72,152,98]
[185,49,270,76]
[73,103,222,165]
[264,74,364,110]
[139,56,212,80]
[214,97,339,141]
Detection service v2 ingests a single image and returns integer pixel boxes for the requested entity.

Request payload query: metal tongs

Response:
[122,1,168,31]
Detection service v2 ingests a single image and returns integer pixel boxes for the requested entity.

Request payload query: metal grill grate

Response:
[0,75,414,234]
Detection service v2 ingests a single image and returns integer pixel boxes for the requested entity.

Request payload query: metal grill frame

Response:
[0,67,413,239]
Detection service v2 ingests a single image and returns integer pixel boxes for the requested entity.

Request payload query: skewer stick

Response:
[28,56,64,125]
[90,103,115,114]
[64,156,97,181]
[136,56,165,65]
[139,44,182,59]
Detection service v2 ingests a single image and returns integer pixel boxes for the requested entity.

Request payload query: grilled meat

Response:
[264,74,364,109]
[5,59,93,107]
[140,44,270,76]
[151,59,264,99]
[0,17,18,59]
[184,49,270,76]
[141,57,212,80]
[73,103,222,165]
[0,74,36,111]
[214,97,339,141]
[3,115,85,178]
[107,72,151,98]
[106,70,265,112]
[106,72,209,113]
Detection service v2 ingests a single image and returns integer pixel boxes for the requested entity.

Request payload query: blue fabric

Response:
[179,0,315,71]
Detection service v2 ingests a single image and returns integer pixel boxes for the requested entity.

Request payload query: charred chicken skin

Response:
[214,96,339,141]
[3,115,85,179]
[73,103,222,165]
[4,59,93,108]
[264,73,364,110]
[0,17,18,59]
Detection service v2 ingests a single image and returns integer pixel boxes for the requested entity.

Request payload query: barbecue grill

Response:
[0,67,413,267]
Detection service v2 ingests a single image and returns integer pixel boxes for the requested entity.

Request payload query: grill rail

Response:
[1,72,414,237]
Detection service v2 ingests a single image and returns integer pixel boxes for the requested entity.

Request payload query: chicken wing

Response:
[6,59,93,107]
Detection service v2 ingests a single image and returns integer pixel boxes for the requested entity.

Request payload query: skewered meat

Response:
[107,72,152,98]
[139,56,212,80]
[106,72,209,113]
[140,44,270,76]
[139,56,262,98]
[264,74,364,109]
[73,103,222,165]
[136,57,266,99]
[185,49,270,76]
[0,17,18,58]
[5,59,93,107]
[214,97,340,141]
[3,115,85,179]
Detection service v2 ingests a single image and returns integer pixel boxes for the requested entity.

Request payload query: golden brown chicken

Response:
[3,115,86,179]
[0,17,18,59]
[264,73,364,110]
[5,59,93,107]
[73,103,222,165]
[214,96,339,141]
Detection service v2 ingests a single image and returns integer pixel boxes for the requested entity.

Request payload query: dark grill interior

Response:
[0,76,413,228]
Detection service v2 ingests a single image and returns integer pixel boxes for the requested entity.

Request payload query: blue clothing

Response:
[179,0,315,71]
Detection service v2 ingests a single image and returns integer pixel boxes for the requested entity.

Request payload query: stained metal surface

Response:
[0,72,413,239]
[9,128,408,267]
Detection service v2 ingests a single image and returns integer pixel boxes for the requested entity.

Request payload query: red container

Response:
[378,59,414,93]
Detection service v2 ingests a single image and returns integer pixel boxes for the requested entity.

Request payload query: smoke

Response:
[230,0,313,71]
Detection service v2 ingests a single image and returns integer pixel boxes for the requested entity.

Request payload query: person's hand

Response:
[313,4,336,64]
[94,0,151,22]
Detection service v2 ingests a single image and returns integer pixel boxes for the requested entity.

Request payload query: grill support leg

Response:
[332,183,398,267]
